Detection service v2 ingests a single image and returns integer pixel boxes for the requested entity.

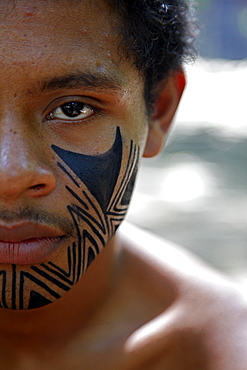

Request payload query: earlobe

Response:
[143,70,186,158]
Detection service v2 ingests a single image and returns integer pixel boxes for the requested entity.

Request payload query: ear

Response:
[143,70,186,158]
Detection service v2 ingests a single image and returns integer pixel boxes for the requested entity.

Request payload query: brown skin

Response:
[0,0,247,369]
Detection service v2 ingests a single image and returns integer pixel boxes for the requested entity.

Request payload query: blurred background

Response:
[126,0,247,284]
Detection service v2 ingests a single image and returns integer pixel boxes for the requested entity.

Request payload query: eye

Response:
[46,101,96,121]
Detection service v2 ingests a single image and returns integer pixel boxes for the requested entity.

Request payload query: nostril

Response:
[0,165,56,199]
[28,178,56,197]
[29,184,46,191]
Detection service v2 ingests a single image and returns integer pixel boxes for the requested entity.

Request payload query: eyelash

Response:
[45,100,102,123]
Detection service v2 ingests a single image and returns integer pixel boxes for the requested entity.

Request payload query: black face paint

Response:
[0,127,140,310]
[52,127,122,212]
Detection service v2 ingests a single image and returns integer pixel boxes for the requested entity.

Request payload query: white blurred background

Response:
[126,0,247,285]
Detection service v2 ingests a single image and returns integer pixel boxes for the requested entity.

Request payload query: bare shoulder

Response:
[118,222,247,370]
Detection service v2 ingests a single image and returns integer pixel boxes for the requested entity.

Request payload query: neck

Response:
[0,234,119,350]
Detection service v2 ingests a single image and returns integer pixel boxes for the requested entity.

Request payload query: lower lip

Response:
[0,237,65,265]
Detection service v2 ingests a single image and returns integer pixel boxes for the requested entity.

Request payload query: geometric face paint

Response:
[0,127,139,310]
[52,126,123,213]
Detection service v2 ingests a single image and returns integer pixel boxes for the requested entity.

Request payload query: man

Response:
[0,0,246,369]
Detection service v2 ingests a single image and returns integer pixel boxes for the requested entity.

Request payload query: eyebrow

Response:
[37,71,123,94]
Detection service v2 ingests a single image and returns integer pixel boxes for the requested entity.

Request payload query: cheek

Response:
[49,126,140,299]
[52,127,123,213]
[53,126,140,249]
[0,127,140,310]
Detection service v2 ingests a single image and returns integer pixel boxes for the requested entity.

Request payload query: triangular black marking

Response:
[87,247,96,269]
[52,127,122,212]
[121,162,138,206]
[114,223,120,233]
[28,291,52,309]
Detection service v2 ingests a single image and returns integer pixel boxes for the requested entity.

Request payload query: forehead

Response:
[0,0,135,88]
[0,0,115,43]
[0,0,115,39]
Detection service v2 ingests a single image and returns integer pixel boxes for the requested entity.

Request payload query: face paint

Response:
[0,127,139,310]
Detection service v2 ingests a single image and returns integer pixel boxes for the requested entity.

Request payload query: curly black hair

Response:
[107,0,196,112]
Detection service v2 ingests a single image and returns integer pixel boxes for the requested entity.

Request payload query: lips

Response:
[0,221,67,264]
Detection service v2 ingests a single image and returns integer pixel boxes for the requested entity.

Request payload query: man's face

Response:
[0,0,149,309]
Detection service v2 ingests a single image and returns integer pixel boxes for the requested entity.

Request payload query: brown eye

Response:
[46,101,95,121]
[61,102,89,118]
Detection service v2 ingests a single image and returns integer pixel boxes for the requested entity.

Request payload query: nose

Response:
[0,127,56,201]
